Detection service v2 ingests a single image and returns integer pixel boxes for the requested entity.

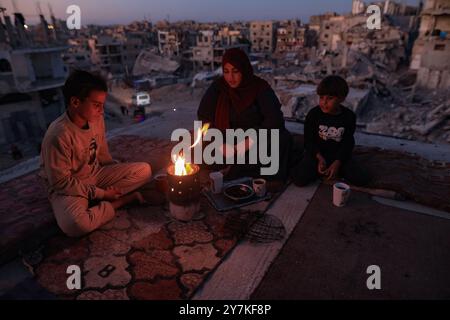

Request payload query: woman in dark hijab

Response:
[197,48,296,187]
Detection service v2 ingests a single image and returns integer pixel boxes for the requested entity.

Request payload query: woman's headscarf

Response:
[214,48,270,130]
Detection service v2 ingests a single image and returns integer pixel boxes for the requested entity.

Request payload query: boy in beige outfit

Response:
[40,70,152,237]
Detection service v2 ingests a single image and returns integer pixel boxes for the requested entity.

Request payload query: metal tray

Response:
[202,177,271,212]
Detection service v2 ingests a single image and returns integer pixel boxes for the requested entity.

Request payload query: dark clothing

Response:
[214,48,272,131]
[198,81,293,182]
[291,152,371,187]
[292,105,371,187]
[304,105,356,163]
[215,77,270,130]
[198,81,287,131]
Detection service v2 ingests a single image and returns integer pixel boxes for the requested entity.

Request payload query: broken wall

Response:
[417,67,450,89]
[420,42,450,69]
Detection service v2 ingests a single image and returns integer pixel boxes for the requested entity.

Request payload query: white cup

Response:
[209,172,223,194]
[333,182,351,207]
[253,178,267,197]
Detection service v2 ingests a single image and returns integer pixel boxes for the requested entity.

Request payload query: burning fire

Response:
[172,151,195,176]
[172,123,210,176]
[173,152,188,176]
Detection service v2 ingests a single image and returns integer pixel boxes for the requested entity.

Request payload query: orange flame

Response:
[173,152,187,176]
[172,123,209,176]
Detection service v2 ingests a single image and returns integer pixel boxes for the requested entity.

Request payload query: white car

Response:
[131,92,151,106]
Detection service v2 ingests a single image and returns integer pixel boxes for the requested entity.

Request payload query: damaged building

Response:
[157,29,181,58]
[318,13,411,72]
[410,0,450,90]
[275,19,305,54]
[192,29,249,71]
[266,1,449,144]
[0,7,67,147]
[88,34,144,76]
[250,21,279,53]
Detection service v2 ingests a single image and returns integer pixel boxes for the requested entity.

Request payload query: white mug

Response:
[209,172,223,194]
[333,182,351,207]
[253,178,267,197]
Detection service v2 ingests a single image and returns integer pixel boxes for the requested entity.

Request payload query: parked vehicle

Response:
[131,92,151,106]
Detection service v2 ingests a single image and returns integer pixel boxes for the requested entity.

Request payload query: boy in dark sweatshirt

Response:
[292,75,371,187]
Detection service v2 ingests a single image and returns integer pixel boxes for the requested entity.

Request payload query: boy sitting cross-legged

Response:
[292,75,371,187]
[40,70,153,237]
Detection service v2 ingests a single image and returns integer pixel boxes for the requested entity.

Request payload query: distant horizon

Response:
[1,0,421,26]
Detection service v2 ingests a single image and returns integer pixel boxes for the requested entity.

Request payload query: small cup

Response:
[209,171,223,194]
[154,173,169,194]
[253,178,267,197]
[333,182,351,207]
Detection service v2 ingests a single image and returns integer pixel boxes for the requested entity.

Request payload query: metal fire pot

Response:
[166,164,201,221]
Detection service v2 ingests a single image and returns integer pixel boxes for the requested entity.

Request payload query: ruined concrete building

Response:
[275,20,306,54]
[382,0,420,16]
[250,21,279,53]
[319,15,347,52]
[352,0,366,15]
[157,30,180,58]
[88,35,144,76]
[192,29,249,71]
[218,27,245,47]
[317,10,412,72]
[309,12,338,32]
[0,7,67,146]
[410,0,450,90]
[63,38,92,72]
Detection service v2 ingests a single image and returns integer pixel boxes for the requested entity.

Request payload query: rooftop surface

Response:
[0,85,449,299]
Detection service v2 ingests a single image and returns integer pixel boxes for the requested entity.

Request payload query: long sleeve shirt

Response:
[304,106,356,163]
[39,112,114,200]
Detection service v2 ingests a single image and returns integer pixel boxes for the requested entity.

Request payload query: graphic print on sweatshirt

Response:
[318,125,345,142]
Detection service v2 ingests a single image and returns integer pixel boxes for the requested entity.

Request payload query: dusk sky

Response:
[2,0,420,25]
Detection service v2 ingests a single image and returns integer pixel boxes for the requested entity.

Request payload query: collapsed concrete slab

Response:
[133,49,180,76]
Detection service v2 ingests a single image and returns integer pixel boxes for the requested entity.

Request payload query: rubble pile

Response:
[132,50,180,76]
[344,22,407,72]
[363,89,450,144]
[264,48,449,144]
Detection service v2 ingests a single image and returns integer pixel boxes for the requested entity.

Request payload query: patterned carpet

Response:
[33,194,264,300]
[1,134,449,299]
[0,136,175,266]
[2,135,273,299]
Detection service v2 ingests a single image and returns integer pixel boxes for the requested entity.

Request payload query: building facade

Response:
[0,11,68,146]
[192,29,249,71]
[250,21,278,53]
[411,0,450,89]
[276,20,305,54]
[157,30,180,57]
